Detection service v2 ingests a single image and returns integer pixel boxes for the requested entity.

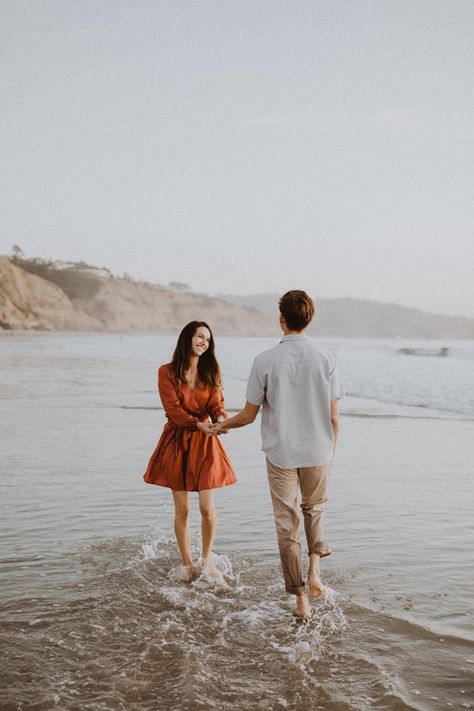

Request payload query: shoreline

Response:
[2,327,474,341]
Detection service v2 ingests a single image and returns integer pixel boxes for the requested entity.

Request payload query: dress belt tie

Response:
[167,414,208,490]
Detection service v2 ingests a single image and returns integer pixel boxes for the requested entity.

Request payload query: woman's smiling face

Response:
[191,326,211,357]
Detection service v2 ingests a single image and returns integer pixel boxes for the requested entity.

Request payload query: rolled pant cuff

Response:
[308,541,331,558]
[286,583,306,596]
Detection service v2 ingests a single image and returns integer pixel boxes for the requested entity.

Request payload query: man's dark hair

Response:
[279,290,315,331]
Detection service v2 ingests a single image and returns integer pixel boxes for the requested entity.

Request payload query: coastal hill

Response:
[217,293,474,339]
[1,255,473,338]
[0,257,274,335]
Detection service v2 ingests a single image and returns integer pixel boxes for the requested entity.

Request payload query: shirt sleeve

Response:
[208,388,227,421]
[245,357,266,406]
[329,356,344,401]
[157,366,199,429]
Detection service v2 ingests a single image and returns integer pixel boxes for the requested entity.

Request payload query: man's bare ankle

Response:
[295,591,311,619]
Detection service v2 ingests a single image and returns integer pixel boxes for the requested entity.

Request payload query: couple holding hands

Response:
[143,290,343,619]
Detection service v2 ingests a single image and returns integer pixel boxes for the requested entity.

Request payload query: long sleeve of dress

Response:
[208,388,227,422]
[158,366,199,430]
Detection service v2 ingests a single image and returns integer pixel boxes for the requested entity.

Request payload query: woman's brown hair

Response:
[279,290,315,331]
[170,321,222,390]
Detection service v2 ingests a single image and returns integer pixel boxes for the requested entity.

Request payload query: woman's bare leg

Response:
[172,491,194,581]
[198,489,219,577]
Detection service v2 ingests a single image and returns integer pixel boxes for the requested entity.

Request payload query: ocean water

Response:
[1,332,473,710]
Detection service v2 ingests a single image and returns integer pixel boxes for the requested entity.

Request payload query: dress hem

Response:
[143,477,237,492]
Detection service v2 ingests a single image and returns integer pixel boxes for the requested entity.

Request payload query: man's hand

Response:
[209,418,229,435]
[215,415,229,434]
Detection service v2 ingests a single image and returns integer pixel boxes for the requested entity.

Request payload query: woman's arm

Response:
[207,388,226,422]
[158,366,200,429]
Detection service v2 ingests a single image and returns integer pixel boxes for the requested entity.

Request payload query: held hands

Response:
[196,421,216,436]
[197,416,229,436]
[214,416,229,435]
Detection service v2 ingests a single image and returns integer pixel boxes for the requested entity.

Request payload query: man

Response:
[211,290,343,619]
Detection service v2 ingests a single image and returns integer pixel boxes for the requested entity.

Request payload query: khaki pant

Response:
[266,457,332,595]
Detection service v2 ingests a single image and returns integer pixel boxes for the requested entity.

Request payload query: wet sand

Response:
[1,333,473,709]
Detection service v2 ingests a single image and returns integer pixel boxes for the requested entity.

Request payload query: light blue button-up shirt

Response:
[245,334,343,468]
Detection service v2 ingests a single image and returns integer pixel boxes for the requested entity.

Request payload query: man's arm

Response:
[331,400,340,449]
[211,401,260,432]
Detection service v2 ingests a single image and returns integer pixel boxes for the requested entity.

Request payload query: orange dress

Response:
[143,363,237,492]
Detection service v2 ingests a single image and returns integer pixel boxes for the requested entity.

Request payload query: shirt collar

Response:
[280,334,309,343]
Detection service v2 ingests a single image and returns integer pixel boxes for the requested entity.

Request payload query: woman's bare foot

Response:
[183,564,196,583]
[203,559,221,580]
[295,592,311,620]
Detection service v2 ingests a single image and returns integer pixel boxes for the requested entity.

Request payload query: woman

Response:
[143,321,236,581]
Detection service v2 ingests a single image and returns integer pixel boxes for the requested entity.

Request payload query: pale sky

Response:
[1,0,473,317]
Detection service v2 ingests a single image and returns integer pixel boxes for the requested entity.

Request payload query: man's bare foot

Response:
[308,575,324,598]
[295,592,311,620]
[308,554,325,597]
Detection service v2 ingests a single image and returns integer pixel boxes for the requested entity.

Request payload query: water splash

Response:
[2,535,471,710]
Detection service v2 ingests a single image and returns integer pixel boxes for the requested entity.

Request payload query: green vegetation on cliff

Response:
[10,257,108,300]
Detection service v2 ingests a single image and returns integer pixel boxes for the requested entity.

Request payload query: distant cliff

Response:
[2,256,473,338]
[0,257,99,331]
[0,257,275,335]
[218,293,474,339]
